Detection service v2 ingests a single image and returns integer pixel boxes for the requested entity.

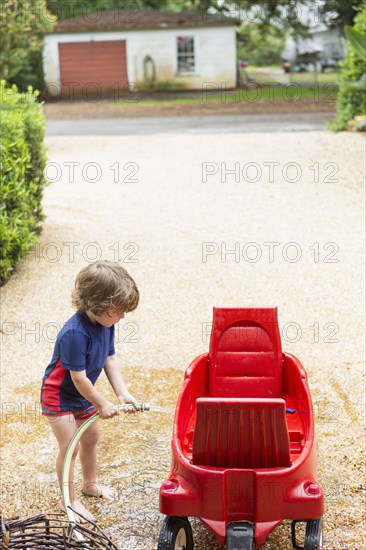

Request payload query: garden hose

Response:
[61,403,150,541]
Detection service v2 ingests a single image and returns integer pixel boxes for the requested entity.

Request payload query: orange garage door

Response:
[59,41,128,96]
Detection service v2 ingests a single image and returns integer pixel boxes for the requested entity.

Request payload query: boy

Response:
[40,261,140,523]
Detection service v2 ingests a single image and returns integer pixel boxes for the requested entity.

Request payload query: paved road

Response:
[46,112,335,136]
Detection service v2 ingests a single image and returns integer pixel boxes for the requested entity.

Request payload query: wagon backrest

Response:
[208,307,283,398]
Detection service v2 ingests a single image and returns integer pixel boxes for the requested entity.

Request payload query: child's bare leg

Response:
[47,414,95,522]
[77,420,118,502]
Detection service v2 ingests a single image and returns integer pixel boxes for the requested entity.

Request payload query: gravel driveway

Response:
[1,128,365,549]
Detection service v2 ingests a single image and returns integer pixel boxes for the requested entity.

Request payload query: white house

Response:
[43,10,238,97]
[282,3,344,70]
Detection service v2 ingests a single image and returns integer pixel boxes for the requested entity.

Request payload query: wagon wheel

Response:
[157,516,194,550]
[291,518,323,550]
[304,518,323,550]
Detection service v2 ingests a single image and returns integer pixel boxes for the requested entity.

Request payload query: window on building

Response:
[177,36,195,73]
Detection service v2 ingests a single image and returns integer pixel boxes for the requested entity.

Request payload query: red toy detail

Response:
[192,398,291,468]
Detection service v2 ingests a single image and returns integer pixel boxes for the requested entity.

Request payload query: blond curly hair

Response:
[72,261,139,315]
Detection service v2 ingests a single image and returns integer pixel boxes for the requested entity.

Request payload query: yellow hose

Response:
[61,403,149,541]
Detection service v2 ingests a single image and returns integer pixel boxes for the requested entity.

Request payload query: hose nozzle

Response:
[120,403,150,412]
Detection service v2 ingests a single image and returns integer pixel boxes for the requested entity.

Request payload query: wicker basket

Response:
[1,512,119,549]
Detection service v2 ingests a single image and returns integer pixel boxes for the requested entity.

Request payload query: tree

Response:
[0,0,56,88]
[46,0,177,20]
[318,0,365,32]
[45,0,366,30]
[45,0,229,20]
[331,4,366,130]
[171,1,365,36]
[237,22,287,66]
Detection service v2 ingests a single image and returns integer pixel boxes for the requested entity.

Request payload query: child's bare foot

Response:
[82,482,118,502]
[58,497,96,523]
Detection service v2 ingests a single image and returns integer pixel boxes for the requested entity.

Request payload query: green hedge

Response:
[0,82,47,284]
[331,6,366,131]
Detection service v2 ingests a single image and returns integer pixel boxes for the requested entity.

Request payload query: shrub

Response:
[0,82,47,284]
[1,0,56,92]
[331,6,366,131]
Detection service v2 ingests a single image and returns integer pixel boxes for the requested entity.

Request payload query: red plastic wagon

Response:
[158,307,324,550]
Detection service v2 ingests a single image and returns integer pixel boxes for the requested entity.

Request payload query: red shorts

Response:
[41,403,97,420]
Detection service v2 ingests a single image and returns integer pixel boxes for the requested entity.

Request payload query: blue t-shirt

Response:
[41,311,115,412]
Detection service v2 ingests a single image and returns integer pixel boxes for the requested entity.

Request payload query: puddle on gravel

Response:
[1,368,182,549]
[1,368,363,549]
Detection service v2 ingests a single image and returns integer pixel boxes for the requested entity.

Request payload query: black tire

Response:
[304,518,323,550]
[157,516,194,550]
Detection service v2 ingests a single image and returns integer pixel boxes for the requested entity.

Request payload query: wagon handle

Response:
[61,403,150,541]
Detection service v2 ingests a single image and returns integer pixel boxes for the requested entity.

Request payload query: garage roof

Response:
[53,10,238,33]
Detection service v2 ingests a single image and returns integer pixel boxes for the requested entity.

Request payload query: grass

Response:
[290,72,341,84]
[244,65,340,85]
[246,65,283,73]
[116,83,338,107]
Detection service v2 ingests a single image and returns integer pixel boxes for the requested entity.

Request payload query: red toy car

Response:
[158,308,324,549]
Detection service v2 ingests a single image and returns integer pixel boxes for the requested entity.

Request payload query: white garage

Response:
[43,10,238,96]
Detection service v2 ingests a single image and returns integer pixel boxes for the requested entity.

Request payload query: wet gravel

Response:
[1,128,365,549]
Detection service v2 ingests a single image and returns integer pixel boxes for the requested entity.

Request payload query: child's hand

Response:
[99,400,119,419]
[118,392,140,413]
